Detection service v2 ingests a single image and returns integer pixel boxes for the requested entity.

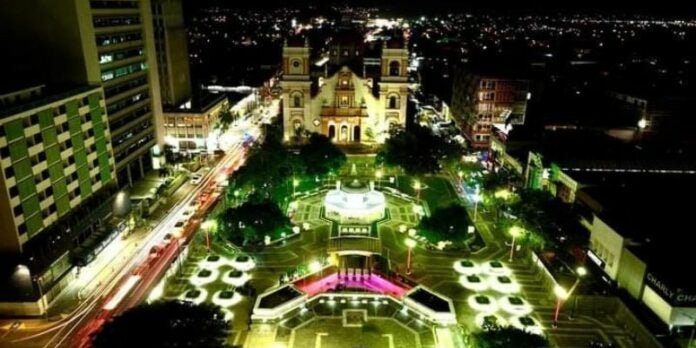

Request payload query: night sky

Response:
[184,0,695,16]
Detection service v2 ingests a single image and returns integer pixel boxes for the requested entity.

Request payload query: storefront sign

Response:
[646,272,696,306]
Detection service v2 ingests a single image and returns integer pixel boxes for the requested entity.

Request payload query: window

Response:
[0,146,9,159]
[340,96,349,107]
[388,95,398,109]
[481,80,496,89]
[13,205,22,217]
[292,93,302,108]
[9,186,19,198]
[4,166,14,178]
[292,60,300,68]
[101,62,147,82]
[18,223,27,235]
[389,61,400,76]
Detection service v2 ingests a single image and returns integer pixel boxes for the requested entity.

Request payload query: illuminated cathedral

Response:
[280,33,409,144]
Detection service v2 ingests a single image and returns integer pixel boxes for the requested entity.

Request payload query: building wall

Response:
[90,0,163,186]
[0,87,116,254]
[616,248,647,300]
[451,69,529,148]
[588,215,625,280]
[152,0,192,107]
[163,97,227,151]
[0,0,100,86]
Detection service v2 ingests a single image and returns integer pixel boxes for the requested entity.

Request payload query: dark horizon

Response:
[184,0,696,17]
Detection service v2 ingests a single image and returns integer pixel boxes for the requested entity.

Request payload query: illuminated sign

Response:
[587,249,604,267]
[645,272,696,306]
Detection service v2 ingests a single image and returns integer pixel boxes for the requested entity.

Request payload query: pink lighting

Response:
[295,272,409,298]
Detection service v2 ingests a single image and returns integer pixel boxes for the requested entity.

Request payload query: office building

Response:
[151,0,192,108]
[0,85,117,315]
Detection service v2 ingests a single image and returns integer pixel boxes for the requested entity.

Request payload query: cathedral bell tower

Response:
[378,39,409,141]
[281,38,314,141]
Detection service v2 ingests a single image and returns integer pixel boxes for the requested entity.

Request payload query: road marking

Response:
[382,334,395,348]
[232,330,242,346]
[315,332,328,348]
[288,328,296,348]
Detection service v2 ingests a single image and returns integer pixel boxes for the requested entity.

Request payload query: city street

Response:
[0,100,276,348]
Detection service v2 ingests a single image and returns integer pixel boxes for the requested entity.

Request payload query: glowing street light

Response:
[233,189,240,206]
[508,226,524,262]
[375,169,383,189]
[637,118,647,129]
[405,238,417,275]
[292,178,299,197]
[309,260,323,278]
[457,170,464,186]
[202,220,217,251]
[413,180,422,203]
[553,285,569,328]
[569,266,587,319]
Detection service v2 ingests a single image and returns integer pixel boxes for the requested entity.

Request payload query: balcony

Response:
[320,107,368,118]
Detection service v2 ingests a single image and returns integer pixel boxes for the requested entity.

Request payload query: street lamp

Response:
[569,266,587,319]
[375,169,383,189]
[457,170,464,187]
[32,275,48,320]
[233,189,240,206]
[202,220,217,251]
[413,180,421,203]
[405,238,417,275]
[508,226,523,262]
[553,285,569,328]
[292,178,299,197]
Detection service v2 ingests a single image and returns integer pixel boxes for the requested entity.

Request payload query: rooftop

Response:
[0,84,100,120]
[579,178,696,297]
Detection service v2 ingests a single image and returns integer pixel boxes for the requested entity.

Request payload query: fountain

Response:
[323,164,385,223]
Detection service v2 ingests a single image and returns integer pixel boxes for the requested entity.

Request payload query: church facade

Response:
[280,37,409,144]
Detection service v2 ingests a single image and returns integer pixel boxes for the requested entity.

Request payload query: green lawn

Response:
[395,175,459,211]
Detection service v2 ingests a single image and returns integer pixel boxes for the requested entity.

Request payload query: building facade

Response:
[280,38,409,144]
[1,0,167,188]
[0,85,117,315]
[451,69,529,148]
[151,0,192,108]
[163,94,228,152]
[90,0,165,186]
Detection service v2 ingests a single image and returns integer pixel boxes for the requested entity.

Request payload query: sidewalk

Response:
[45,172,198,317]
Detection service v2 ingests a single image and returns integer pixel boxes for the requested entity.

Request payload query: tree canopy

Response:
[471,325,550,348]
[231,137,299,201]
[217,200,290,245]
[419,204,472,243]
[378,125,462,176]
[299,133,347,177]
[92,300,229,348]
[216,108,236,134]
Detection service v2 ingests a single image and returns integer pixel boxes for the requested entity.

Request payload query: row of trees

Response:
[92,301,229,348]
[231,132,346,204]
[378,125,462,176]
[218,132,346,245]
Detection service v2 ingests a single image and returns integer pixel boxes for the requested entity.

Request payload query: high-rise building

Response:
[151,0,192,108]
[1,0,165,188]
[90,0,165,186]
[451,67,530,148]
[0,85,118,315]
